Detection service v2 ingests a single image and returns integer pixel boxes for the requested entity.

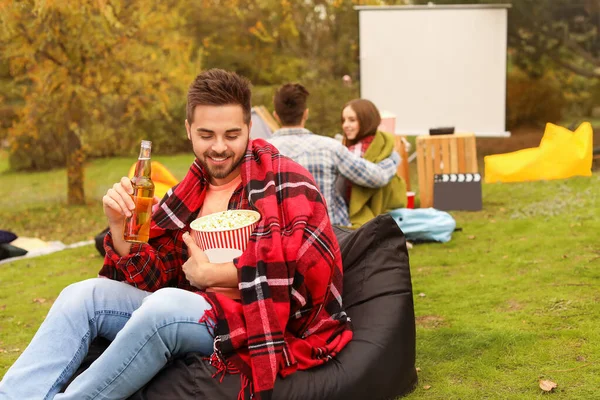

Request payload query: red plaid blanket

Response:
[104,139,352,400]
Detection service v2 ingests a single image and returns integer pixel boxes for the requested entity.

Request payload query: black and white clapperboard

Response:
[433,173,482,211]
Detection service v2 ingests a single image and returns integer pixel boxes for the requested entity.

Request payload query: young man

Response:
[267,83,400,227]
[0,69,352,400]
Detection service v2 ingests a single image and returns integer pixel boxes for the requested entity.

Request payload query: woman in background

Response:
[340,99,407,228]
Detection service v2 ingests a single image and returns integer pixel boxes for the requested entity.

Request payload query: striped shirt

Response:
[268,128,399,226]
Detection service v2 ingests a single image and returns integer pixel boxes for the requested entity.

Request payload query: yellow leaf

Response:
[539,379,557,392]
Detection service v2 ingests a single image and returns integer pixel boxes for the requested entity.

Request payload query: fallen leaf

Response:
[0,348,5,353]
[562,255,568,259]
[503,255,509,259]
[576,356,586,362]
[423,385,431,390]
[468,235,476,240]
[418,293,426,297]
[490,219,496,223]
[500,207,506,212]
[33,298,47,304]
[416,367,421,372]
[0,305,5,310]
[539,379,557,392]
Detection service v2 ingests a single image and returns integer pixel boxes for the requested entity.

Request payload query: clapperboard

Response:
[433,173,482,211]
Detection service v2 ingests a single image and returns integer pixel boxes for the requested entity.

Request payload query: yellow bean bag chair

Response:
[128,161,179,199]
[484,122,593,183]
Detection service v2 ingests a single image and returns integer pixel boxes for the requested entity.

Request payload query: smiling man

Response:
[186,104,247,184]
[0,69,352,400]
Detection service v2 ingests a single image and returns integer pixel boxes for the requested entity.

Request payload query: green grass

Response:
[405,175,600,399]
[1,151,599,398]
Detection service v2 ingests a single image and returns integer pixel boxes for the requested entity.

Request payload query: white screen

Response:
[358,5,509,136]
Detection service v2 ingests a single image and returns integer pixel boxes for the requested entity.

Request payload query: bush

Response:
[506,69,566,129]
[8,94,191,171]
[8,127,68,171]
[7,79,358,171]
[560,74,598,120]
[0,106,15,146]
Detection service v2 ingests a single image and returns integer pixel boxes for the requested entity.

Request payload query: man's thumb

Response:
[182,232,199,253]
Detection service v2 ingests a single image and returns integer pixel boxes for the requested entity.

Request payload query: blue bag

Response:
[388,208,456,243]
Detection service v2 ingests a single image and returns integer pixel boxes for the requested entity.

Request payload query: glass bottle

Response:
[123,140,155,243]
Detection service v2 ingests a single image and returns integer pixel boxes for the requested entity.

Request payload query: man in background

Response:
[267,83,400,227]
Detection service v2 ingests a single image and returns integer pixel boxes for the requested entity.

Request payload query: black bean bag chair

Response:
[70,214,417,399]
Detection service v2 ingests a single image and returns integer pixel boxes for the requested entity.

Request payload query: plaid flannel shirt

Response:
[100,184,248,289]
[268,128,399,226]
[100,139,353,400]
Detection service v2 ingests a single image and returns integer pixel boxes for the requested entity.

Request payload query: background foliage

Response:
[0,0,598,202]
[0,0,199,203]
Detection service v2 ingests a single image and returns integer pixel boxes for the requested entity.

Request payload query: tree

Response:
[0,0,198,205]
[509,0,599,80]
[412,0,599,80]
[191,0,409,85]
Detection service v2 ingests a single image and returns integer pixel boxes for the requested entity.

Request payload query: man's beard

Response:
[196,145,246,181]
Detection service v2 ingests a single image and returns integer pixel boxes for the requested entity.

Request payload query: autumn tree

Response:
[192,0,408,85]
[0,0,198,205]
[508,0,599,80]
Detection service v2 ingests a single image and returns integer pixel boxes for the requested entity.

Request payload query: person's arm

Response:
[99,229,192,291]
[99,177,190,291]
[181,233,238,289]
[334,144,400,188]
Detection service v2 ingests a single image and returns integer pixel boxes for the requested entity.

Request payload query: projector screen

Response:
[357,4,510,137]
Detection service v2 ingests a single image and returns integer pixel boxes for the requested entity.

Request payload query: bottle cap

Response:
[141,140,152,148]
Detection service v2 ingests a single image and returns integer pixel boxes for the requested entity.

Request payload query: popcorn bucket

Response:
[190,210,260,263]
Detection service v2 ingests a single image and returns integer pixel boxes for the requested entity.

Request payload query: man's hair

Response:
[273,83,309,126]
[342,98,381,146]
[187,69,252,124]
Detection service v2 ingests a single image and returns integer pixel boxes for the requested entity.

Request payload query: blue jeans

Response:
[0,278,215,400]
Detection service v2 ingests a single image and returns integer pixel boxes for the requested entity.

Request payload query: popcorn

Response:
[191,210,260,232]
[190,210,261,260]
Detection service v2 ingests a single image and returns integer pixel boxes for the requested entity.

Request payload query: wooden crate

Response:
[416,133,478,208]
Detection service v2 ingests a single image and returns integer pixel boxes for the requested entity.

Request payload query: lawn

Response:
[0,150,599,399]
[0,150,194,244]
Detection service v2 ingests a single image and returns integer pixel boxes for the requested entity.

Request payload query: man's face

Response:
[185,104,251,186]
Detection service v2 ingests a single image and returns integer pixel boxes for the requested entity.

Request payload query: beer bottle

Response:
[123,140,155,243]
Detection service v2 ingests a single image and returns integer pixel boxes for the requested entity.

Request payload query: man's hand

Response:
[182,232,211,289]
[102,177,160,224]
[103,177,136,225]
[182,232,239,290]
[102,177,160,257]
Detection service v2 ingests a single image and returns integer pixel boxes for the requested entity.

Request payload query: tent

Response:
[250,105,280,139]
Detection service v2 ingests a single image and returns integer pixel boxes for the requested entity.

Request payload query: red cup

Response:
[406,191,415,209]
